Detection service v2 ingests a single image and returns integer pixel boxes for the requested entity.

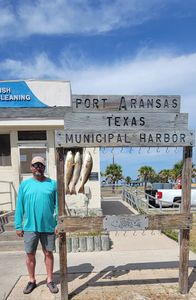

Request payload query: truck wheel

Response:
[173,199,181,208]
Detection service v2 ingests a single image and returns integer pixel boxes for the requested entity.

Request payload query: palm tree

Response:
[171,160,183,181]
[138,165,156,189]
[158,169,172,183]
[171,160,196,182]
[103,163,123,193]
[125,176,131,186]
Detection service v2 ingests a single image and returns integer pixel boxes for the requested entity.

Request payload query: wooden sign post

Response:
[56,147,68,300]
[179,146,193,294]
[55,94,195,299]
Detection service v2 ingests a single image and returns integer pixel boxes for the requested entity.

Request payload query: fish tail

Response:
[70,186,76,195]
[78,185,84,194]
[65,186,70,195]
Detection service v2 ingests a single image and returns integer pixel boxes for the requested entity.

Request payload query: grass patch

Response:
[162,214,196,254]
[190,225,196,253]
[162,229,178,242]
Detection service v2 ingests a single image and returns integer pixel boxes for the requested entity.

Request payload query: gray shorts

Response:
[24,231,55,253]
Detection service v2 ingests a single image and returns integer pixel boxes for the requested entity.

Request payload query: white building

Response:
[0,80,101,214]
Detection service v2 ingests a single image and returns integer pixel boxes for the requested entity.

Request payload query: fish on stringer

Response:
[64,150,74,194]
[69,151,82,195]
[78,151,93,194]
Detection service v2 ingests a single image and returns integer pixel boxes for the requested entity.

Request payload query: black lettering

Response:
[130,98,137,108]
[107,116,113,126]
[76,98,82,108]
[108,133,114,142]
[119,96,127,111]
[156,99,161,108]
[140,117,145,126]
[148,134,153,142]
[93,99,99,109]
[96,134,102,143]
[172,134,178,142]
[75,134,81,143]
[125,134,131,143]
[164,134,170,142]
[65,134,73,143]
[117,134,122,142]
[139,99,145,108]
[131,117,137,126]
[180,134,186,143]
[140,133,146,142]
[172,98,178,108]
[102,98,107,108]
[164,99,169,108]
[147,99,153,108]
[115,117,121,126]
[83,134,90,143]
[84,98,91,108]
[123,116,129,126]
[156,134,161,142]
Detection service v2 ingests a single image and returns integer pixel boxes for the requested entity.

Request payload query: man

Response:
[15,156,59,294]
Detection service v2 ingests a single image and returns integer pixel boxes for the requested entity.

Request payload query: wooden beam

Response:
[148,213,192,230]
[72,95,181,113]
[179,146,193,294]
[64,112,188,130]
[58,213,192,233]
[0,107,67,118]
[55,129,195,148]
[56,147,68,300]
[58,216,104,233]
[56,147,65,216]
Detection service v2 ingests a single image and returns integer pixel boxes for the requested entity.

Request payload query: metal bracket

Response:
[103,215,149,231]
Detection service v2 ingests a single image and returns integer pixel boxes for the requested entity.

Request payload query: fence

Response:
[122,186,181,214]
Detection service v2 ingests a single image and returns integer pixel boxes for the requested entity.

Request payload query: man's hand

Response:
[16,230,24,237]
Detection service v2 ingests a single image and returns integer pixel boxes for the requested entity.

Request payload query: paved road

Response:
[101,197,134,215]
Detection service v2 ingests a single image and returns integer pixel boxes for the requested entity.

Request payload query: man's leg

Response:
[26,252,36,282]
[24,232,39,282]
[42,248,54,283]
[23,232,39,294]
[41,232,59,293]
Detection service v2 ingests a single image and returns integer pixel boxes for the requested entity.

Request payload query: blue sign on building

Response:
[0,81,48,108]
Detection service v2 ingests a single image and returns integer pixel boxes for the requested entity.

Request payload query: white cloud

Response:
[1,49,195,125]
[1,48,195,176]
[0,0,167,39]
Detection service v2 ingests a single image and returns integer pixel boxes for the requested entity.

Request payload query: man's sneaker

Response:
[47,281,59,293]
[23,281,37,294]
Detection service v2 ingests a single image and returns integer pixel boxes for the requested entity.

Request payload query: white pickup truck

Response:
[155,189,196,207]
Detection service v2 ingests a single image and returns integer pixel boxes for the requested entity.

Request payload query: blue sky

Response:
[0,0,196,179]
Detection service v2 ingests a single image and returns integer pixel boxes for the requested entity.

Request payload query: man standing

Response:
[15,156,59,294]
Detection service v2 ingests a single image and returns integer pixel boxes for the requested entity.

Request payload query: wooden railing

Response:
[0,181,17,211]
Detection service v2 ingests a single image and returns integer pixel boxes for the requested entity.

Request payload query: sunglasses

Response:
[32,163,45,169]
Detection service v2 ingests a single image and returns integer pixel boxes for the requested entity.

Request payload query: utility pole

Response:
[112,152,115,164]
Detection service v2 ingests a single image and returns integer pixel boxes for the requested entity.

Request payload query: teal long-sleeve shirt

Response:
[15,177,58,233]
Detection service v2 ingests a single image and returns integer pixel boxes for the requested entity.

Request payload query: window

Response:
[0,134,11,166]
[18,131,47,141]
[19,147,47,174]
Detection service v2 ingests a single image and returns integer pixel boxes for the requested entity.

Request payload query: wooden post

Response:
[56,147,68,300]
[179,146,193,294]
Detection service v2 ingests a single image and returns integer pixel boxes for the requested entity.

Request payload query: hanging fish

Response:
[69,152,82,195]
[78,151,93,194]
[64,150,74,194]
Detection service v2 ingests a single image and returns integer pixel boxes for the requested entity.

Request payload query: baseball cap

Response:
[31,156,46,166]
